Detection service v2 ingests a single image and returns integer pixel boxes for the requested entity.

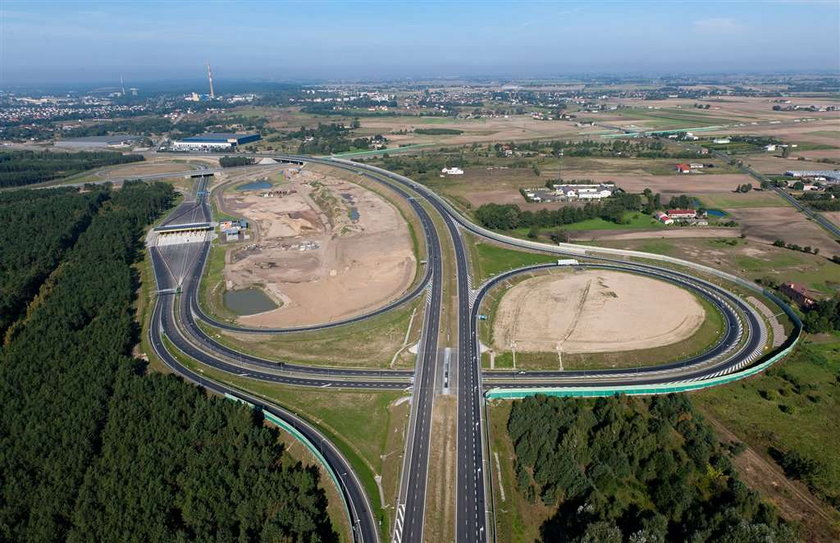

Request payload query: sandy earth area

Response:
[569,228,739,242]
[222,168,416,326]
[727,206,840,257]
[492,270,705,354]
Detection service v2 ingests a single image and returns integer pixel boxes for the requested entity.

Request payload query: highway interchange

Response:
[143,154,801,543]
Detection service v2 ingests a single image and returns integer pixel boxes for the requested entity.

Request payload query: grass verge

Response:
[172,346,409,541]
[692,335,840,509]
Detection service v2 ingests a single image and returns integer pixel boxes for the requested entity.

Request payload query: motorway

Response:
[140,154,800,543]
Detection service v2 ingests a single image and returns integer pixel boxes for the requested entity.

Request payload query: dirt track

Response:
[492,270,705,354]
[222,168,416,326]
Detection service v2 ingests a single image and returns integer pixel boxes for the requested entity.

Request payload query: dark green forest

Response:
[0,187,106,337]
[507,394,795,543]
[0,150,144,188]
[0,182,336,542]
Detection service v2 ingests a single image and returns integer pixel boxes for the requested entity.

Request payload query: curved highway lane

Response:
[142,153,799,543]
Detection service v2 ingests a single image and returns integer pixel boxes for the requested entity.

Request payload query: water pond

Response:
[224,288,278,315]
[236,180,272,191]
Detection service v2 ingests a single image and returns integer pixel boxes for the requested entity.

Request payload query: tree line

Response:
[0,186,107,337]
[0,150,144,188]
[507,394,795,543]
[0,182,336,542]
[219,155,255,168]
[475,192,644,230]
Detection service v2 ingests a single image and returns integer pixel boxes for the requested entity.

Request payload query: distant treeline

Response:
[61,115,267,139]
[414,128,464,135]
[0,150,144,188]
[508,394,794,542]
[0,182,336,542]
[219,155,255,168]
[290,122,378,154]
[497,138,707,159]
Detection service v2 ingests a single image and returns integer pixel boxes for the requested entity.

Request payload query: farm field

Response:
[728,206,840,258]
[590,236,840,296]
[699,191,787,208]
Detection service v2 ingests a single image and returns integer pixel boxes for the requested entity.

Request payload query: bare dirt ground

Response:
[361,115,587,147]
[222,167,416,327]
[701,413,840,543]
[558,172,757,195]
[492,270,705,354]
[728,206,840,257]
[569,228,739,242]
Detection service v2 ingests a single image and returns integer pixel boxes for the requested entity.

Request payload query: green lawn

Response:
[562,212,664,231]
[470,239,557,284]
[692,336,840,507]
[700,192,787,209]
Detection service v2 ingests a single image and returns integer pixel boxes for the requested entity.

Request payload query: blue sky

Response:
[1,1,838,84]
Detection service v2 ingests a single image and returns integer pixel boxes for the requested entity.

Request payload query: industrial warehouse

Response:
[171,132,261,151]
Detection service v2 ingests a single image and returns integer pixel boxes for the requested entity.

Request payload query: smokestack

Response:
[207,63,215,99]
[120,75,125,96]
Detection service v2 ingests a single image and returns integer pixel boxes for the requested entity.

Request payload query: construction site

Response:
[217,166,417,326]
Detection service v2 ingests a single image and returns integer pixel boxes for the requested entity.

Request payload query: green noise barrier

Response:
[486,289,802,400]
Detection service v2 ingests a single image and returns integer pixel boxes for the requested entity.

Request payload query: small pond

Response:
[224,288,278,315]
[236,180,272,191]
[706,209,728,218]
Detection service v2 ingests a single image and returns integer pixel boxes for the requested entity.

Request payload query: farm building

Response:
[172,132,261,151]
[552,183,615,201]
[780,282,816,308]
[675,163,691,174]
[666,209,697,220]
[784,170,840,182]
[653,211,674,225]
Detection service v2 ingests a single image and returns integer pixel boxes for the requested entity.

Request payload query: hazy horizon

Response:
[1,0,839,86]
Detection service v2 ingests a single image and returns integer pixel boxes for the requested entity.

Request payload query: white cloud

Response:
[692,17,742,34]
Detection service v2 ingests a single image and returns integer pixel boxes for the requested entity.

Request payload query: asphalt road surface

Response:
[137,154,799,543]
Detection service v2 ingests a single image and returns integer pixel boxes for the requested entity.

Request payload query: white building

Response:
[712,138,731,144]
[553,183,615,200]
